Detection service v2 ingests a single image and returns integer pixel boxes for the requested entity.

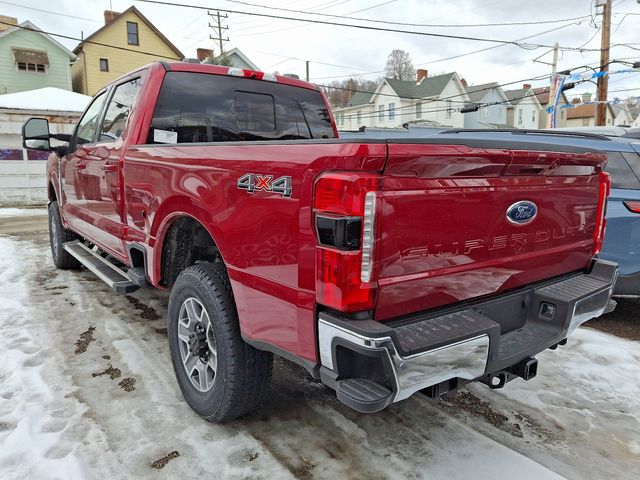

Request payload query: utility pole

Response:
[533,42,559,127]
[305,61,310,82]
[208,10,229,58]
[596,0,612,126]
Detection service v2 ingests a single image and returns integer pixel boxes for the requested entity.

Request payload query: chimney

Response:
[522,83,531,90]
[104,10,119,25]
[416,69,428,84]
[0,15,18,32]
[196,48,214,62]
[571,97,581,104]
[582,92,593,102]
[460,78,468,88]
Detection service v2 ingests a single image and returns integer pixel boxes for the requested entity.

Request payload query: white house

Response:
[463,82,510,128]
[532,87,569,128]
[334,69,470,131]
[611,104,635,126]
[504,85,543,129]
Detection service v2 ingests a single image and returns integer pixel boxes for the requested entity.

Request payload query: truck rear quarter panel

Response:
[123,142,386,362]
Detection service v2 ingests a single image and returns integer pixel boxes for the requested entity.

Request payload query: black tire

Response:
[168,263,273,422]
[48,201,81,269]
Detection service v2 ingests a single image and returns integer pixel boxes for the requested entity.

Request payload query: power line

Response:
[0,20,182,60]
[0,0,101,22]
[232,0,399,37]
[133,0,601,52]
[310,19,588,81]
[223,0,594,29]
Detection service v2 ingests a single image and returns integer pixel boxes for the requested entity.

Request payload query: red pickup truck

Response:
[23,62,617,422]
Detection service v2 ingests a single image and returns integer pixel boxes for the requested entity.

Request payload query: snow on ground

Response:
[0,208,48,218]
[1,216,639,479]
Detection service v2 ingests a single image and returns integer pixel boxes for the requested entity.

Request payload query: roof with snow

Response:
[0,87,92,112]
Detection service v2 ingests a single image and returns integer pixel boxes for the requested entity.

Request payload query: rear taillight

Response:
[623,200,640,213]
[314,173,380,312]
[593,171,610,255]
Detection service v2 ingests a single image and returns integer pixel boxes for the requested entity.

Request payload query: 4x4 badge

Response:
[237,173,292,197]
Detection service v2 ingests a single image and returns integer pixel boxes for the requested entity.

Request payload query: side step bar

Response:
[63,241,139,294]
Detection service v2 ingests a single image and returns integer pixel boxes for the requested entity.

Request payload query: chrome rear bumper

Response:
[317,259,618,412]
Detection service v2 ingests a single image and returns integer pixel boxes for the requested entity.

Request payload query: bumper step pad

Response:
[392,310,499,357]
[335,378,393,413]
[63,241,139,294]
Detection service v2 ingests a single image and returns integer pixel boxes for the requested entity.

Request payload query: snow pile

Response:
[0,238,88,478]
[0,208,47,218]
[0,88,91,112]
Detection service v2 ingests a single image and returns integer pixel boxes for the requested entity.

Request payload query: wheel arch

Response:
[152,202,228,288]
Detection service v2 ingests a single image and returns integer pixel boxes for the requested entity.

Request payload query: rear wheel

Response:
[48,201,80,269]
[168,263,273,422]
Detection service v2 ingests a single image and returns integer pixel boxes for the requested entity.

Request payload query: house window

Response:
[416,101,422,119]
[518,108,523,125]
[378,105,384,120]
[446,100,453,118]
[127,21,139,45]
[17,62,46,73]
[582,118,590,126]
[357,111,362,123]
[389,102,395,120]
[13,48,48,73]
[532,110,536,123]
[100,58,109,72]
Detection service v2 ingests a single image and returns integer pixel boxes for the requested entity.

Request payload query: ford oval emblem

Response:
[506,201,538,225]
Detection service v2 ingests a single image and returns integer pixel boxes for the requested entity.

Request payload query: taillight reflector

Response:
[593,171,610,255]
[361,191,376,282]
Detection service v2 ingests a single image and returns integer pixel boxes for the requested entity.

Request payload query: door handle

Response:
[101,164,118,173]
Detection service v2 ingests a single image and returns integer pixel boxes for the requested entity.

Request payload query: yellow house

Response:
[71,6,183,95]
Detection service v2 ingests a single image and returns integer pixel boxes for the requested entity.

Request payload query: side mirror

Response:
[22,118,52,151]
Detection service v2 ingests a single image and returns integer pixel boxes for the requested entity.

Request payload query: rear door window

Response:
[147,71,335,143]
[604,151,640,189]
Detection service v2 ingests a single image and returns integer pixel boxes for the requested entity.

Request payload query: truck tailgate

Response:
[375,142,605,320]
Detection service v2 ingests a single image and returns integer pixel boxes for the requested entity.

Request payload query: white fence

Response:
[0,109,79,206]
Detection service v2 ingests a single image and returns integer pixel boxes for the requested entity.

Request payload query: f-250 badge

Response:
[237,173,292,197]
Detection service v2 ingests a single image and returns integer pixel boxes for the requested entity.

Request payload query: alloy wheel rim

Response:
[177,297,217,393]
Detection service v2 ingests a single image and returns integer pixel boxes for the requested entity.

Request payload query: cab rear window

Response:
[147,71,335,143]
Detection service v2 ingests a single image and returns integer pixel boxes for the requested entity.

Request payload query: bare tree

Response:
[207,54,233,67]
[322,78,380,108]
[384,49,415,81]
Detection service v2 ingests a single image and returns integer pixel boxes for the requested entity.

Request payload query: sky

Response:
[3,0,640,99]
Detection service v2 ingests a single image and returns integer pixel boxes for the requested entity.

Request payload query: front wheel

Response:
[48,201,80,269]
[168,263,273,422]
